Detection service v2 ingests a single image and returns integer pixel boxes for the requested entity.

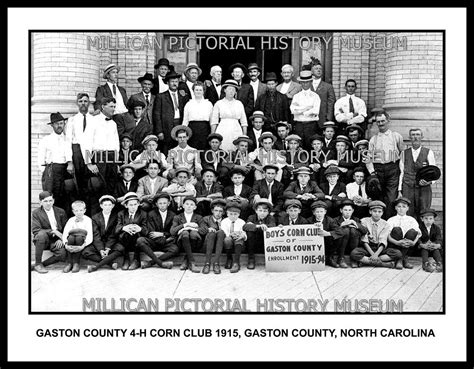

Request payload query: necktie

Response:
[105,117,112,121]
[349,96,355,113]
[358,184,363,197]
[216,219,221,230]
[83,114,87,132]
[207,185,212,194]
[267,182,273,204]
[125,181,129,191]
[113,84,117,96]
[145,94,150,106]
[230,221,235,233]
[215,83,221,87]
[129,214,133,220]
[172,92,179,111]
[291,219,295,225]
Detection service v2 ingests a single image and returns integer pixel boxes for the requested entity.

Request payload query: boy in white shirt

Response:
[220,203,247,273]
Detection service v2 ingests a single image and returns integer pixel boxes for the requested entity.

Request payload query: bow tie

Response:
[215,83,221,87]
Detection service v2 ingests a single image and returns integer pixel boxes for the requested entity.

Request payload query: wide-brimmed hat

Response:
[346,124,364,135]
[121,192,140,206]
[137,72,154,83]
[264,72,278,82]
[297,70,313,82]
[247,63,261,72]
[47,112,66,125]
[163,70,182,82]
[232,135,253,146]
[258,132,277,144]
[253,198,273,211]
[141,134,159,147]
[154,58,170,69]
[354,139,369,148]
[170,125,192,140]
[262,164,280,172]
[324,166,340,176]
[184,62,202,76]
[229,63,247,74]
[221,79,241,91]
[322,121,337,130]
[416,165,441,183]
[249,111,267,121]
[99,195,116,204]
[174,167,191,177]
[207,133,223,142]
[103,63,120,79]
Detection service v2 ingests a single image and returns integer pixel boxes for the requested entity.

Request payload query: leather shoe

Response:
[247,258,255,270]
[202,263,211,274]
[87,265,98,273]
[63,264,72,273]
[230,263,240,273]
[141,260,153,269]
[351,260,359,268]
[338,257,348,268]
[188,262,200,273]
[328,257,339,268]
[213,263,221,274]
[423,262,435,273]
[180,260,188,270]
[122,259,130,270]
[435,262,443,273]
[111,262,119,270]
[403,258,414,269]
[395,259,403,270]
[128,260,140,270]
[224,257,233,269]
[34,264,48,274]
[72,263,80,273]
[160,261,173,269]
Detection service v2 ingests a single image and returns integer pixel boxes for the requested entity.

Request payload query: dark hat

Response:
[293,166,312,176]
[262,164,279,172]
[297,70,313,82]
[221,79,241,91]
[258,132,277,144]
[170,125,192,141]
[137,72,154,83]
[120,164,136,173]
[67,228,88,238]
[163,70,182,82]
[229,63,247,74]
[324,166,340,176]
[253,198,273,211]
[207,133,223,142]
[154,58,170,69]
[121,192,140,206]
[247,63,262,72]
[339,199,355,209]
[99,195,116,204]
[232,135,253,146]
[264,72,278,82]
[368,200,386,210]
[309,134,324,144]
[370,107,385,114]
[366,174,382,200]
[230,168,247,177]
[182,196,197,205]
[284,199,302,210]
[39,191,52,201]
[275,121,290,129]
[354,139,369,148]
[393,197,411,207]
[420,208,438,218]
[129,99,146,109]
[352,166,366,174]
[120,133,133,142]
[346,124,364,135]
[249,110,267,121]
[153,192,172,202]
[416,165,441,183]
[174,167,191,177]
[210,198,226,210]
[311,200,328,210]
[201,166,218,177]
[225,201,242,213]
[184,62,202,76]
[335,135,351,146]
[47,112,66,125]
[322,121,337,130]
[103,63,120,79]
[141,134,159,147]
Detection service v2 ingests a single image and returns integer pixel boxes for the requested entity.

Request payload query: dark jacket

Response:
[332,215,368,239]
[278,214,309,226]
[310,80,335,126]
[222,183,256,202]
[306,215,339,238]
[152,90,188,147]
[319,181,347,201]
[146,209,176,238]
[170,212,206,239]
[252,179,285,213]
[92,212,118,251]
[115,209,148,237]
[255,90,289,126]
[242,214,276,232]
[419,222,443,246]
[283,181,325,200]
[94,84,128,111]
[31,206,68,238]
[195,181,224,198]
[204,80,220,105]
[114,112,153,151]
[200,215,224,232]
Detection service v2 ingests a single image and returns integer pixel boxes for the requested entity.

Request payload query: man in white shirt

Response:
[335,79,367,130]
[277,64,302,102]
[38,112,74,210]
[346,167,371,219]
[94,64,128,116]
[179,63,202,100]
[248,63,266,104]
[290,70,321,151]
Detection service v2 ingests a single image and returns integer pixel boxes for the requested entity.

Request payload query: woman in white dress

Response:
[211,79,248,152]
[182,81,214,150]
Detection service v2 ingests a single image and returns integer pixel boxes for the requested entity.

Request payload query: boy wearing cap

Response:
[308,134,334,185]
[195,167,224,216]
[136,193,177,270]
[136,160,169,211]
[307,200,340,268]
[170,197,206,273]
[84,196,125,273]
[322,122,337,155]
[283,166,325,218]
[115,193,149,271]
[331,199,368,268]
[326,135,356,184]
[350,200,402,268]
[252,164,285,217]
[221,203,247,273]
[418,209,443,273]
[319,166,347,216]
[273,121,291,151]
[31,191,68,273]
[114,164,139,208]
[223,135,254,186]
[282,135,310,186]
[278,199,309,226]
[127,72,155,124]
[246,111,271,152]
[346,167,371,219]
[248,131,287,182]
[222,168,256,220]
[62,200,93,273]
[200,133,230,185]
[162,167,197,212]
[243,199,276,269]
[387,197,422,269]
[200,199,227,274]
[118,134,133,165]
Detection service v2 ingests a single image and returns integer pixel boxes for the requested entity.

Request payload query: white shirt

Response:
[106,82,127,114]
[159,210,167,226]
[234,184,243,196]
[44,208,57,231]
[334,94,367,124]
[266,181,274,204]
[253,128,263,148]
[290,89,321,122]
[387,214,421,238]
[142,92,151,105]
[165,144,202,176]
[158,76,168,93]
[366,129,404,171]
[103,211,111,229]
[184,212,193,224]
[398,146,437,191]
[82,113,120,164]
[169,90,181,119]
[37,132,72,171]
[182,98,213,125]
[328,183,337,195]
[149,177,157,195]
[220,218,247,239]
[279,81,291,95]
[186,80,196,99]
[312,78,322,91]
[213,80,222,97]
[65,112,93,145]
[346,181,368,201]
[250,80,260,103]
[62,215,93,246]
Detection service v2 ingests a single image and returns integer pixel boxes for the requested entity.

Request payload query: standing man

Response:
[290,70,321,151]
[277,64,302,103]
[310,61,335,130]
[38,112,74,211]
[115,100,153,152]
[335,79,367,133]
[65,93,93,201]
[255,72,289,131]
[398,128,438,217]
[127,72,155,124]
[179,62,202,100]
[94,64,128,117]
[151,58,171,95]
[366,110,404,217]
[248,63,267,105]
[204,65,223,105]
[153,70,189,155]
[228,63,254,119]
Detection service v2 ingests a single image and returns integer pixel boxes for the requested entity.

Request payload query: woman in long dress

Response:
[211,79,248,152]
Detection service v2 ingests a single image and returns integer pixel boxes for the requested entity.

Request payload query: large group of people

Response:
[32,59,443,276]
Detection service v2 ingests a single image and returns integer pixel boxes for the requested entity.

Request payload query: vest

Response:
[403,147,430,187]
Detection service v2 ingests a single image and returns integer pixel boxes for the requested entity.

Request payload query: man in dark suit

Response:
[113,164,139,210]
[179,63,202,100]
[127,73,155,125]
[151,58,171,96]
[83,196,125,272]
[273,121,291,151]
[319,166,348,217]
[200,199,227,274]
[252,164,285,216]
[228,63,254,118]
[255,72,289,131]
[222,168,257,219]
[204,65,222,105]
[195,167,224,216]
[115,100,153,152]
[200,133,230,186]
[31,191,68,273]
[322,121,337,155]
[310,62,336,130]
[246,111,271,152]
[153,71,189,155]
[136,193,177,269]
[94,64,128,117]
[248,63,267,105]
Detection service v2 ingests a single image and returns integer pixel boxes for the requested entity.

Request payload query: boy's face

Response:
[327,174,339,185]
[121,138,132,150]
[323,128,335,139]
[255,206,269,219]
[147,163,160,178]
[231,174,244,186]
[72,204,86,219]
[340,205,354,219]
[100,200,115,214]
[156,198,170,212]
[126,200,140,213]
[313,208,326,221]
[287,206,301,219]
[209,139,221,151]
[262,138,273,151]
[226,210,240,221]
[133,106,143,119]
[395,203,409,216]
[288,140,300,150]
[277,126,289,140]
[298,173,310,186]
[177,132,188,146]
[183,200,196,213]
[422,215,435,227]
[211,206,224,219]
[369,208,383,221]
[252,118,264,130]
[146,141,158,152]
[311,140,323,151]
[348,130,360,143]
[353,171,364,185]
[41,196,54,211]
[264,169,277,182]
[122,168,134,181]
[336,142,347,153]
[203,172,216,184]
[237,141,248,152]
[177,173,189,185]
